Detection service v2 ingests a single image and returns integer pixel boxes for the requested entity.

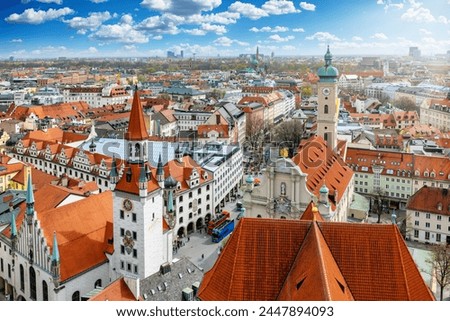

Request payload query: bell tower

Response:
[317,46,339,150]
[111,86,172,280]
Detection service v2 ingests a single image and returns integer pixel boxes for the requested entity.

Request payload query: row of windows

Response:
[414,212,450,221]
[414,221,449,230]
[120,261,138,274]
[413,230,444,242]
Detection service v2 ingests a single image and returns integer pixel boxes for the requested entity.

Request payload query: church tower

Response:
[111,86,172,280]
[317,46,339,150]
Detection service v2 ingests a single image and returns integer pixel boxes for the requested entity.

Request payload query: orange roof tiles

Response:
[198,124,230,138]
[299,202,324,222]
[125,89,149,141]
[89,277,138,301]
[24,127,87,144]
[277,222,354,301]
[114,163,160,195]
[11,166,57,189]
[198,218,434,301]
[406,186,450,216]
[292,136,353,209]
[39,191,113,281]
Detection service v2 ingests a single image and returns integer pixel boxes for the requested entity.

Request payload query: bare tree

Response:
[270,119,306,157]
[393,97,419,113]
[426,244,450,301]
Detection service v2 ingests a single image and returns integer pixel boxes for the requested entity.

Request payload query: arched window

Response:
[20,265,25,291]
[324,105,329,114]
[72,291,80,301]
[29,267,36,300]
[42,281,48,301]
[94,279,102,288]
[135,143,140,158]
[179,217,183,224]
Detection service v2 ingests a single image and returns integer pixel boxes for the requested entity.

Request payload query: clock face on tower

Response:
[123,199,133,211]
[322,87,331,96]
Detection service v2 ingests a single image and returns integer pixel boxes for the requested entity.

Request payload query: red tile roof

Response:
[2,185,113,282]
[114,162,160,195]
[406,186,450,216]
[198,218,434,301]
[292,136,353,209]
[38,191,113,281]
[89,277,138,301]
[125,89,149,141]
[11,166,57,189]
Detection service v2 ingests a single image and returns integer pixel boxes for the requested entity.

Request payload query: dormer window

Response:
[437,203,442,211]
[424,171,429,177]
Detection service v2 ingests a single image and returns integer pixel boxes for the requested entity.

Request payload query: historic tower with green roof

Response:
[317,46,339,150]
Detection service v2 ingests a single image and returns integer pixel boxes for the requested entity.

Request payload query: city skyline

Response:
[1,0,449,59]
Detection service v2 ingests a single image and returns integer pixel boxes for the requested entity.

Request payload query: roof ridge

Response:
[312,222,331,300]
[391,224,412,300]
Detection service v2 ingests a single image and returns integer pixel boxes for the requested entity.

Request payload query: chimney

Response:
[216,114,221,125]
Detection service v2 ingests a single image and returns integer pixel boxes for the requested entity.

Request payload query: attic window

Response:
[336,278,346,293]
[296,277,306,290]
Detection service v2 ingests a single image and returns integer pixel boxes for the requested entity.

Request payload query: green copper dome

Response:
[317,46,339,82]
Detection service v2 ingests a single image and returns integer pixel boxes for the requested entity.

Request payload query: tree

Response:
[426,244,450,301]
[393,96,419,113]
[270,119,306,157]
[301,85,313,98]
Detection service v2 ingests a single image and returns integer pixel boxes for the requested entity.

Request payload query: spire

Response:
[110,156,119,184]
[156,154,164,180]
[10,212,17,238]
[324,45,332,67]
[26,173,35,218]
[125,86,149,141]
[51,231,61,287]
[139,163,147,189]
[51,231,60,263]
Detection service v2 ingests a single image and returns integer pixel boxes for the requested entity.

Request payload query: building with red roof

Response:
[198,212,434,301]
[406,186,450,245]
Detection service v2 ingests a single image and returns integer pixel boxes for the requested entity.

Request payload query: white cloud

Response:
[419,28,432,35]
[90,14,149,43]
[87,46,98,53]
[37,0,63,4]
[153,35,163,40]
[262,0,300,15]
[299,2,316,11]
[306,31,340,42]
[140,0,221,16]
[250,26,289,32]
[64,11,113,34]
[186,12,240,25]
[138,14,182,35]
[90,0,109,3]
[200,23,227,34]
[123,45,136,51]
[438,16,448,24]
[352,36,363,41]
[184,28,206,36]
[376,0,384,4]
[228,1,269,20]
[31,45,68,56]
[292,27,305,32]
[268,34,294,42]
[213,36,249,46]
[401,2,436,23]
[371,32,388,40]
[5,7,74,24]
[11,39,23,43]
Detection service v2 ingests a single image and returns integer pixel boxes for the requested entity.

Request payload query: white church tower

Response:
[316,46,339,150]
[111,86,173,280]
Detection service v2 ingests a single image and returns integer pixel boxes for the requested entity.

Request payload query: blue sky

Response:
[1,0,449,59]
